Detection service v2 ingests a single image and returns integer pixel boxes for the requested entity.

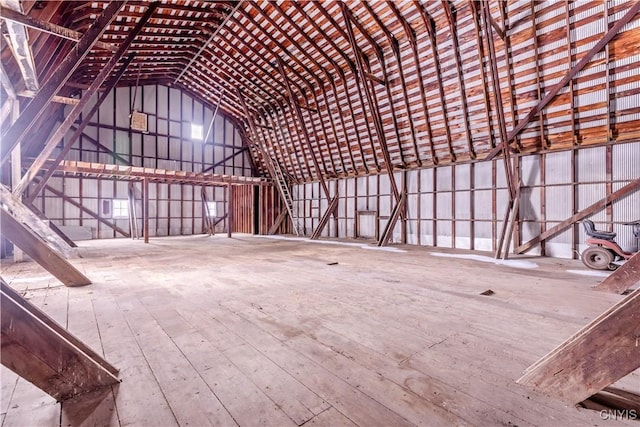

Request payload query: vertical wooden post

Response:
[9,100,23,262]
[227,185,233,238]
[143,178,149,244]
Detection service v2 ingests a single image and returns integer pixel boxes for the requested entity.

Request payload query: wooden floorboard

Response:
[1,234,637,426]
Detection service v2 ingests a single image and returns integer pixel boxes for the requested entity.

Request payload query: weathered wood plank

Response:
[518,288,640,404]
[0,210,91,286]
[90,293,177,427]
[116,298,241,426]
[0,279,119,402]
[61,287,119,427]
[594,251,640,294]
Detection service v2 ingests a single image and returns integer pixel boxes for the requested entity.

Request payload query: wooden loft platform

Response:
[1,236,638,426]
[40,160,272,187]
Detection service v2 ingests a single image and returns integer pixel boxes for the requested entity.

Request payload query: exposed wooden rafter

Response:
[0,0,126,166]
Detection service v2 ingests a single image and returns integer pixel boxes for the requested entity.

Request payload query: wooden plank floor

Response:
[1,234,638,426]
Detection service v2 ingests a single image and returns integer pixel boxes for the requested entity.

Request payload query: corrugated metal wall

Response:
[34,86,253,239]
[293,141,640,259]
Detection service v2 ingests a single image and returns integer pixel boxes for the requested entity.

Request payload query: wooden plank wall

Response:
[230,185,254,234]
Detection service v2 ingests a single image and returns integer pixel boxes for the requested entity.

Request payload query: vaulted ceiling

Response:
[1,0,639,182]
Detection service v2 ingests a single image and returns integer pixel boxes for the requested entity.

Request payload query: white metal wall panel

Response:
[545,185,572,221]
[474,161,492,189]
[613,142,640,181]
[520,155,540,186]
[577,146,606,182]
[545,151,572,184]
[436,166,452,191]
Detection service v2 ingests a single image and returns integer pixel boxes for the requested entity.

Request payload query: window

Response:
[206,201,217,218]
[112,199,129,219]
[191,123,203,140]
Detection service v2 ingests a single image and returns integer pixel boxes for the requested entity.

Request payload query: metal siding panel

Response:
[613,142,640,181]
[474,161,493,189]
[520,187,541,221]
[455,191,471,219]
[545,151,572,185]
[577,146,606,182]
[521,155,541,186]
[115,87,130,127]
[546,185,572,221]
[455,164,471,190]
[420,169,433,192]
[436,166,452,191]
[407,169,419,193]
[474,190,493,219]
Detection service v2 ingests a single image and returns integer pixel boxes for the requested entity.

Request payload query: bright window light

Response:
[112,199,129,219]
[206,201,217,217]
[192,123,203,140]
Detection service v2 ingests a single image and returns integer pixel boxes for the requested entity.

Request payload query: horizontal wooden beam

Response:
[17,90,79,105]
[594,251,640,294]
[0,209,90,286]
[37,160,271,186]
[202,147,249,173]
[1,278,119,401]
[517,288,640,404]
[516,177,640,254]
[0,7,117,52]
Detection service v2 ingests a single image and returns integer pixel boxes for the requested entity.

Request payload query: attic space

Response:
[1,1,639,426]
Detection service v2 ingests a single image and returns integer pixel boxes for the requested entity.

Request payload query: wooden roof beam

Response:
[441,0,476,159]
[173,0,242,85]
[389,1,439,165]
[232,7,327,178]
[14,3,157,196]
[0,0,126,166]
[271,2,352,173]
[343,3,408,168]
[486,0,640,161]
[411,1,456,163]
[311,2,374,173]
[362,2,422,166]
[27,55,136,202]
[468,0,497,151]
[276,57,330,198]
[256,3,337,177]
[341,3,400,203]
[1,0,39,91]
[0,7,117,51]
